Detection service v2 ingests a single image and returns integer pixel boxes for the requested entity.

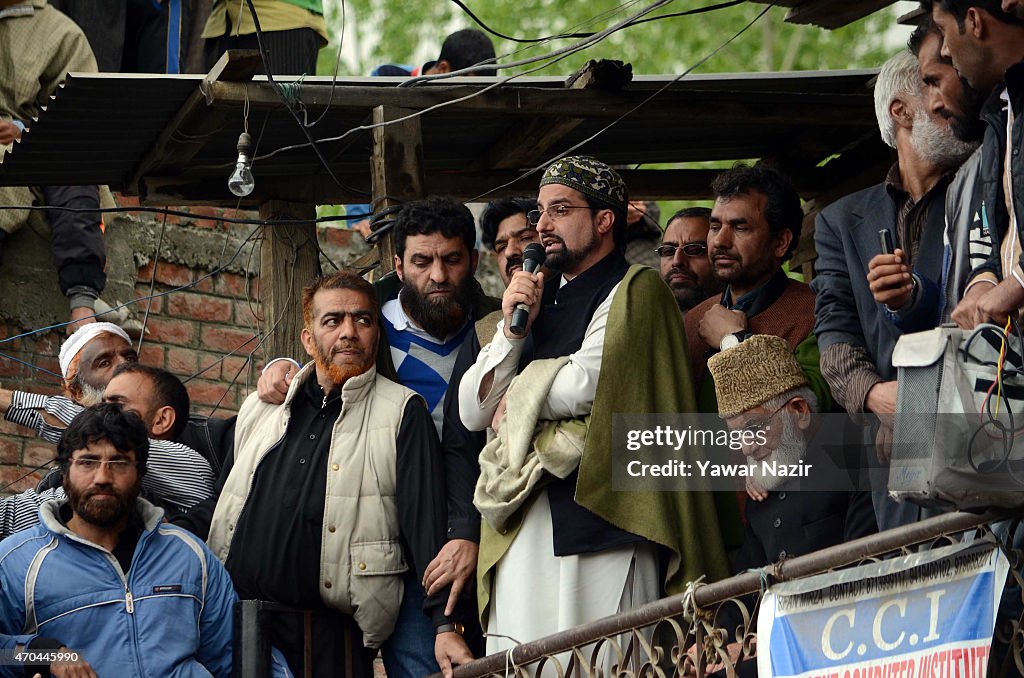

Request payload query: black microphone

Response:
[509,243,546,336]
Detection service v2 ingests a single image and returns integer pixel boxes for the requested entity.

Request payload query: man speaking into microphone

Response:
[459,156,729,667]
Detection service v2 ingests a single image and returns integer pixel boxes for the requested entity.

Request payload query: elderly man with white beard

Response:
[812,48,980,531]
[707,335,877,570]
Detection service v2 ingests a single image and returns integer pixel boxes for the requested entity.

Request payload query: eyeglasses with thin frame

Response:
[739,398,796,437]
[527,204,592,226]
[68,458,139,475]
[655,242,708,259]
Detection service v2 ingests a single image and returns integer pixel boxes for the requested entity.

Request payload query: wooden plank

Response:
[371,105,426,275]
[783,0,898,29]
[127,50,263,194]
[142,167,845,206]
[482,60,630,170]
[205,81,872,127]
[258,200,321,361]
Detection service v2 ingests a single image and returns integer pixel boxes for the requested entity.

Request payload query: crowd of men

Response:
[1,0,1024,676]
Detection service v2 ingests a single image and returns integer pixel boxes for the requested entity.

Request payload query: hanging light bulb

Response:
[228,132,255,197]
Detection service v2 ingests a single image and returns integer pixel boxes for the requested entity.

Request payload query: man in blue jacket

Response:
[0,404,285,678]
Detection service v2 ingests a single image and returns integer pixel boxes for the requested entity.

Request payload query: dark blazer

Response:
[811,181,947,383]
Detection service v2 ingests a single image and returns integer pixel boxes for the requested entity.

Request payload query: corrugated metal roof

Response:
[0,69,886,203]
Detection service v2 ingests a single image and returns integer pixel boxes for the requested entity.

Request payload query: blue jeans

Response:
[382,571,439,678]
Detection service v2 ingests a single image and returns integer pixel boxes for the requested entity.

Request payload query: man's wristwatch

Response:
[719,331,751,352]
[436,622,465,636]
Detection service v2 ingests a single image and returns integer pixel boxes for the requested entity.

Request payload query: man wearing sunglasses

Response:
[708,335,876,571]
[656,207,723,313]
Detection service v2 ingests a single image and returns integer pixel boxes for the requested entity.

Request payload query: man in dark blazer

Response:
[811,47,979,530]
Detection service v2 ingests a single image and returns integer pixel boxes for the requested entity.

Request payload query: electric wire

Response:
[445,0,744,44]
[468,2,774,202]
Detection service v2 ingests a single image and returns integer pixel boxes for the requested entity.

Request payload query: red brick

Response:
[187,379,233,408]
[319,226,354,249]
[23,443,58,467]
[34,356,61,377]
[134,287,164,314]
[168,292,233,323]
[138,261,193,288]
[144,318,195,347]
[167,347,198,375]
[201,326,258,353]
[192,274,214,294]
[0,439,19,464]
[193,351,223,380]
[137,343,165,368]
[186,206,223,230]
[0,466,43,493]
[116,194,140,207]
[234,300,259,325]
[0,419,32,437]
[215,273,250,298]
[0,359,25,379]
[222,356,252,381]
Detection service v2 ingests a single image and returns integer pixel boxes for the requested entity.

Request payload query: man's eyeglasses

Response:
[739,398,796,437]
[655,242,708,259]
[69,458,139,475]
[527,205,592,226]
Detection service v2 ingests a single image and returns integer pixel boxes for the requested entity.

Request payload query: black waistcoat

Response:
[527,251,644,556]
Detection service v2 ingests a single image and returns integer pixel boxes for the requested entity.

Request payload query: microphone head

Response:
[522,243,546,273]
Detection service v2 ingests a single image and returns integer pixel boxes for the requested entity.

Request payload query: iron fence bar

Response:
[446,510,1002,678]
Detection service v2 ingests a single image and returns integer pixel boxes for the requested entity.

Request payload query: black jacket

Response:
[965,61,1024,285]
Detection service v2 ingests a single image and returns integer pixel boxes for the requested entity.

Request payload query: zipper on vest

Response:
[125,590,135,613]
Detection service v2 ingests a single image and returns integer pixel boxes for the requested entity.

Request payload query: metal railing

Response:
[443,511,1024,678]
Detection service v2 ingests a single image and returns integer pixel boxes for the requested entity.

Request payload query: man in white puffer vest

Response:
[208,269,474,678]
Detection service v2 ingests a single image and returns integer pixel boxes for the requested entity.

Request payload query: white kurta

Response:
[485,489,660,675]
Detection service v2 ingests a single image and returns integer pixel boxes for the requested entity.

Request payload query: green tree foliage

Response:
[318,1,904,78]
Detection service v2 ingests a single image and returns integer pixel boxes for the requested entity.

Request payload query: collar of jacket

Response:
[283,360,378,410]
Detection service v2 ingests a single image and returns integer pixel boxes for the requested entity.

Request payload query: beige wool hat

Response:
[707,334,808,418]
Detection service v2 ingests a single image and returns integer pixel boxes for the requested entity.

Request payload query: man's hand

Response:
[435,632,474,678]
[423,539,479,616]
[0,120,22,145]
[745,476,768,502]
[66,307,96,335]
[867,250,913,309]
[490,393,508,433]
[866,381,897,464]
[37,648,97,678]
[501,269,544,340]
[697,304,747,348]
[952,281,997,329]
[258,360,297,405]
[975,278,1024,328]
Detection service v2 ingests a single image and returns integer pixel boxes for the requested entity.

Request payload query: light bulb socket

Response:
[237,132,253,156]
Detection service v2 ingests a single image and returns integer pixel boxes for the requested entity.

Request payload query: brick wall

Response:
[0,201,366,494]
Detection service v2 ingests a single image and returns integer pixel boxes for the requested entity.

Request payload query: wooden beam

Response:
[782,0,897,29]
[204,81,872,127]
[141,166,854,207]
[482,60,630,171]
[371,106,426,275]
[258,200,321,361]
[130,50,262,196]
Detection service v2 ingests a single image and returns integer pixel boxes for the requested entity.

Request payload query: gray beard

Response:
[76,380,105,407]
[747,415,808,491]
[910,108,979,171]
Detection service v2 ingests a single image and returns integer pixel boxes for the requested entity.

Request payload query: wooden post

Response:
[258,200,320,361]
[370,105,426,275]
